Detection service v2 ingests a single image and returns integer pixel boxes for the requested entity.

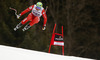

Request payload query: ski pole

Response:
[45,6,48,12]
[9,7,18,17]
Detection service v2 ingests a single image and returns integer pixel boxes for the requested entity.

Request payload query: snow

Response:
[0,45,95,60]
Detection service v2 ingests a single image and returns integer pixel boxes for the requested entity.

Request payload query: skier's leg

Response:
[14,22,23,31]
[14,13,32,31]
[22,24,31,31]
[14,18,29,31]
[22,17,40,31]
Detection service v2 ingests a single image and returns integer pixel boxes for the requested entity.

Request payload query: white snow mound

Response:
[0,45,95,60]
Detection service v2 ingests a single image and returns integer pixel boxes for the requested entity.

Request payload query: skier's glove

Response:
[17,14,21,19]
[42,26,46,30]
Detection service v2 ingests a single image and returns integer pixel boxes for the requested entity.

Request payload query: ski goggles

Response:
[36,6,41,10]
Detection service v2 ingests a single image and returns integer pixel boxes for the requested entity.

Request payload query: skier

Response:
[14,2,47,31]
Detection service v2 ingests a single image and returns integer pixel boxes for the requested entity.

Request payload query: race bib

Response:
[32,10,41,17]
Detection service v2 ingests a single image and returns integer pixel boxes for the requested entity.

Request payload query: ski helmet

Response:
[36,2,43,10]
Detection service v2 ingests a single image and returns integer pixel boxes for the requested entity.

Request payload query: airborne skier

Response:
[14,2,47,31]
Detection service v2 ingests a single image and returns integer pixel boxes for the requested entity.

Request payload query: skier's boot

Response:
[14,22,23,31]
[22,24,31,31]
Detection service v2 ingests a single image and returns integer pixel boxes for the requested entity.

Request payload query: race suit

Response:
[20,4,47,26]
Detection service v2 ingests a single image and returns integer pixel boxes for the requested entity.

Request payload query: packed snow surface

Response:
[0,45,94,60]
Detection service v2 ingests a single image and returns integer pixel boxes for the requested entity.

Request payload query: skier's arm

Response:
[42,9,47,30]
[20,5,34,16]
[42,9,47,26]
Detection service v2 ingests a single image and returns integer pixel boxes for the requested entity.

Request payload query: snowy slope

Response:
[0,45,94,60]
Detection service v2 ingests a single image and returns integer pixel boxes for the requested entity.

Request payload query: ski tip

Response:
[22,29,25,32]
[14,28,17,31]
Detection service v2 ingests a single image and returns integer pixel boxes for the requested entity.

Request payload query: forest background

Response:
[0,0,100,60]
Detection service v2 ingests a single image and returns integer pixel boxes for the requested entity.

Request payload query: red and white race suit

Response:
[20,4,47,26]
